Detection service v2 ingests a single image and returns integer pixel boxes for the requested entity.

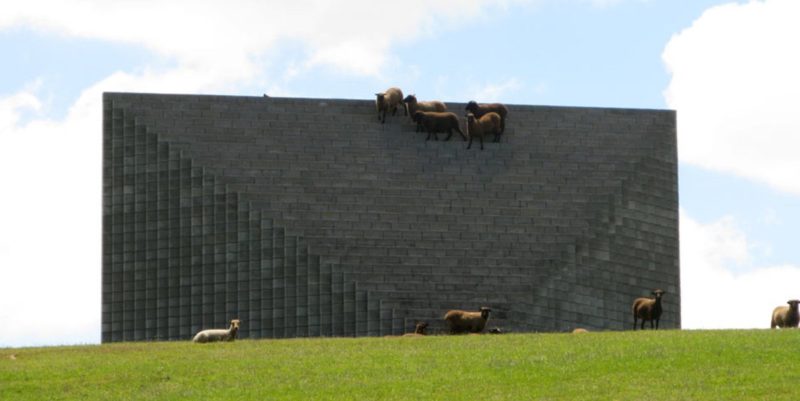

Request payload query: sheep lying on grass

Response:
[771,300,800,329]
[193,319,241,343]
[465,112,502,150]
[375,87,406,124]
[444,307,491,334]
[572,328,589,334]
[632,289,665,330]
[465,101,508,139]
[414,111,466,141]
[403,322,429,337]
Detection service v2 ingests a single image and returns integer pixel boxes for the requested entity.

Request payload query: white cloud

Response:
[663,0,800,196]
[680,209,800,329]
[0,85,101,347]
[1,0,527,82]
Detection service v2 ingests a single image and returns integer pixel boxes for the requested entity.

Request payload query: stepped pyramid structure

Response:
[102,92,679,342]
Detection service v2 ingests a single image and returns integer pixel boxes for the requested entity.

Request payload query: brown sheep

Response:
[402,321,429,337]
[572,328,589,334]
[465,101,508,140]
[403,95,447,131]
[192,319,241,343]
[465,112,502,150]
[375,87,406,124]
[444,307,491,334]
[632,289,665,330]
[771,300,800,329]
[414,111,466,142]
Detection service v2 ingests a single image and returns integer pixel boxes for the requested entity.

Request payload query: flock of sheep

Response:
[374,87,508,150]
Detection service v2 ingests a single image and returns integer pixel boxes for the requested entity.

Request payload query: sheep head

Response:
[230,319,241,329]
[465,101,479,112]
[403,94,417,104]
[415,321,428,334]
[479,307,491,319]
[413,111,425,123]
[787,300,800,310]
[651,289,665,300]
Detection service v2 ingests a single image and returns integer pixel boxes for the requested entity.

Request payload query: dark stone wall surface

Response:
[102,92,679,342]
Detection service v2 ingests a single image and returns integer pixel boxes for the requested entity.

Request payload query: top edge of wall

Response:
[102,91,675,114]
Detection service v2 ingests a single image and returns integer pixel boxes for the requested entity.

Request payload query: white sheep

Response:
[192,319,241,343]
[444,307,491,334]
[771,300,800,329]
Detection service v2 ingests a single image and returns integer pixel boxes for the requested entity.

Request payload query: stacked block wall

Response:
[102,92,678,341]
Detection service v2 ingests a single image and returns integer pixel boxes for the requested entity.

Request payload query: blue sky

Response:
[1,0,798,347]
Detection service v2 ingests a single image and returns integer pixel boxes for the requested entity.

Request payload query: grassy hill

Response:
[2,329,798,400]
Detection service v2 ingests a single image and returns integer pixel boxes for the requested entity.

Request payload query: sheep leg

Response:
[633,318,638,330]
[381,110,386,124]
[480,135,484,150]
[467,136,473,149]
[444,129,453,141]
[493,132,502,143]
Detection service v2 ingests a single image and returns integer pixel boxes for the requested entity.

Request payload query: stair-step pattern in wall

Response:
[102,105,402,342]
[102,92,679,340]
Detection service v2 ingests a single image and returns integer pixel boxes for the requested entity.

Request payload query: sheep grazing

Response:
[632,289,665,330]
[403,95,447,131]
[444,307,491,334]
[403,321,429,337]
[413,111,466,142]
[465,112,502,150]
[375,87,406,124]
[192,319,241,343]
[465,101,508,140]
[771,300,800,329]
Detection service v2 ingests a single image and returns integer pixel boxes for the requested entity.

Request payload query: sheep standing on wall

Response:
[465,112,502,150]
[444,307,491,334]
[403,95,447,131]
[465,101,509,140]
[414,111,467,142]
[632,289,665,330]
[771,300,800,329]
[193,319,241,343]
[375,87,406,124]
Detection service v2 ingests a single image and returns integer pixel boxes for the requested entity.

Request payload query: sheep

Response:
[444,307,491,334]
[402,321,429,337]
[572,328,589,334]
[771,300,800,329]
[375,87,406,124]
[403,95,447,131]
[465,112,502,150]
[465,101,508,141]
[192,319,241,343]
[413,111,467,142]
[632,289,665,330]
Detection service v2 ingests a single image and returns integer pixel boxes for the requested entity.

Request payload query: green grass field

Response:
[2,329,799,400]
